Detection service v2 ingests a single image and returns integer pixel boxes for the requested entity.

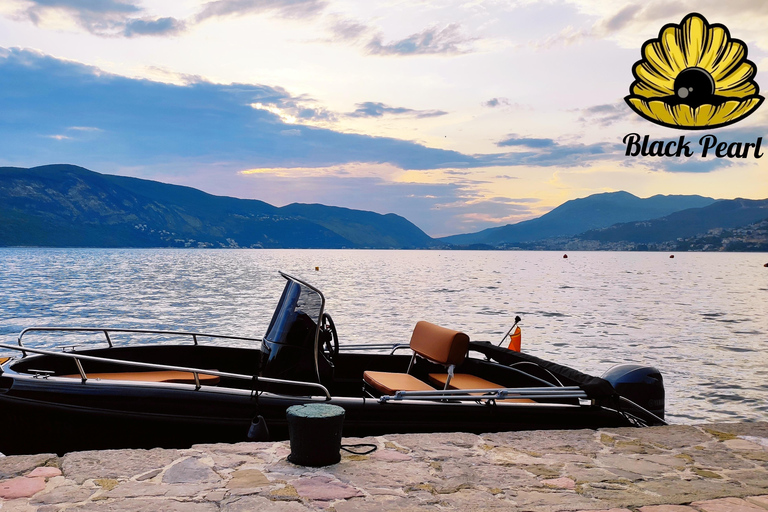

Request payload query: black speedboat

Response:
[0,272,665,455]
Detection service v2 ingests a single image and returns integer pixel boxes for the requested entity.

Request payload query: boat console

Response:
[259,273,337,384]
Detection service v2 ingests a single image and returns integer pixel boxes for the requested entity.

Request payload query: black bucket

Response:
[286,403,345,467]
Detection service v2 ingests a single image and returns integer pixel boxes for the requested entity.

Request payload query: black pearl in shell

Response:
[673,67,716,107]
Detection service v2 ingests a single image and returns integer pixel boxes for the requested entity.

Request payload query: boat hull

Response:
[0,375,631,456]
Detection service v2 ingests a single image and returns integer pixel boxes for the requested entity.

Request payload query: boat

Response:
[0,272,666,456]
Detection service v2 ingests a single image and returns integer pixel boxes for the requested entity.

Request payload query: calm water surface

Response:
[1,248,766,425]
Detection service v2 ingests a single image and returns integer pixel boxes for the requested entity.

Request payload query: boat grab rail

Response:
[16,326,262,354]
[0,342,331,400]
[379,386,588,403]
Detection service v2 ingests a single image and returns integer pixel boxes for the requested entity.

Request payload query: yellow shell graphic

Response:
[625,13,763,130]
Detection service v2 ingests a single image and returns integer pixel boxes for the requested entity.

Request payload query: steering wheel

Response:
[319,312,339,364]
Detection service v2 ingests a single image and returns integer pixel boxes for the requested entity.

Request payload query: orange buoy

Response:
[507,326,522,352]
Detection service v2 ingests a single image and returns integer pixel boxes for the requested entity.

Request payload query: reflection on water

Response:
[1,248,766,424]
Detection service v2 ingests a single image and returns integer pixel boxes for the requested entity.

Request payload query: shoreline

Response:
[2,421,767,511]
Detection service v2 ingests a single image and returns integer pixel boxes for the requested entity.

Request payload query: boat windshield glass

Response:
[264,277,324,346]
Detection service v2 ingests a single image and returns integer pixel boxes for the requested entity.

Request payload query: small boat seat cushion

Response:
[61,370,221,385]
[410,321,470,366]
[363,371,435,395]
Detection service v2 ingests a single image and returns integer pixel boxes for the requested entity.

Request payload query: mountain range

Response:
[438,191,716,245]
[1,164,767,250]
[0,165,432,249]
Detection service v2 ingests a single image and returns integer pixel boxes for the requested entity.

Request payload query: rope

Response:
[340,443,378,455]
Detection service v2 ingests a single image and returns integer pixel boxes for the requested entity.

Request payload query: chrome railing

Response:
[378,386,587,403]
[16,326,262,351]
[0,343,331,400]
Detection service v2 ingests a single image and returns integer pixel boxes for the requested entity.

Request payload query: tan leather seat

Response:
[363,321,469,395]
[61,370,220,385]
[363,371,435,395]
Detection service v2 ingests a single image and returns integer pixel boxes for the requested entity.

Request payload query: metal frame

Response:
[378,386,588,403]
[333,343,410,354]
[16,326,262,354]
[278,272,326,383]
[0,342,331,399]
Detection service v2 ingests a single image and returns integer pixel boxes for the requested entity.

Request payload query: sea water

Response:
[0,248,766,425]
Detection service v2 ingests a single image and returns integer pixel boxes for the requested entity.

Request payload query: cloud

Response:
[320,15,478,59]
[13,0,184,37]
[654,159,734,174]
[0,47,481,174]
[484,97,509,108]
[366,24,476,56]
[1,46,640,175]
[347,102,448,119]
[25,0,140,17]
[8,0,329,37]
[250,100,337,124]
[490,135,619,167]
[497,136,557,149]
[195,0,327,22]
[577,102,634,127]
[68,126,102,132]
[326,17,370,42]
[123,16,186,37]
[600,3,644,32]
[482,98,533,113]
[540,1,768,50]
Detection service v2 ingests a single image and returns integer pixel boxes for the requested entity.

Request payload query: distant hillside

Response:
[279,203,432,249]
[439,191,716,246]
[578,198,768,244]
[3,165,765,251]
[0,165,434,249]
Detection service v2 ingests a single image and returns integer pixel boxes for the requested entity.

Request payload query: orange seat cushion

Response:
[61,370,220,385]
[363,371,435,395]
[410,321,469,366]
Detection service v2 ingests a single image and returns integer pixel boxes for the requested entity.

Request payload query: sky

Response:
[0,0,767,237]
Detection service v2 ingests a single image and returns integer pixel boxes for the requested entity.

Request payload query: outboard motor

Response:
[601,364,665,420]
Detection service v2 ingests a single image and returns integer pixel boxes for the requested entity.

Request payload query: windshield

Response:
[264,274,324,347]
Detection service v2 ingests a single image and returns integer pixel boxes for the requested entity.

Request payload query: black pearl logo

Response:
[625,13,763,129]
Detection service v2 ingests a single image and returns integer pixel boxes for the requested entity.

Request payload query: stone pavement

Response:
[1,422,767,511]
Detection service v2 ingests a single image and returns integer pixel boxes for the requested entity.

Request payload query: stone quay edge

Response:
[1,421,767,511]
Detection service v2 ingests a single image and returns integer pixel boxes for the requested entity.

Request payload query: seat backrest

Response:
[409,321,469,366]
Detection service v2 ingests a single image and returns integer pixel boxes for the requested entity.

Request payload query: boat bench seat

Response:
[363,371,435,395]
[428,373,535,403]
[61,370,221,385]
[363,321,469,395]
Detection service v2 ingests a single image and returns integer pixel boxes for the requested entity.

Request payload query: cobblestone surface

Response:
[1,422,767,511]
